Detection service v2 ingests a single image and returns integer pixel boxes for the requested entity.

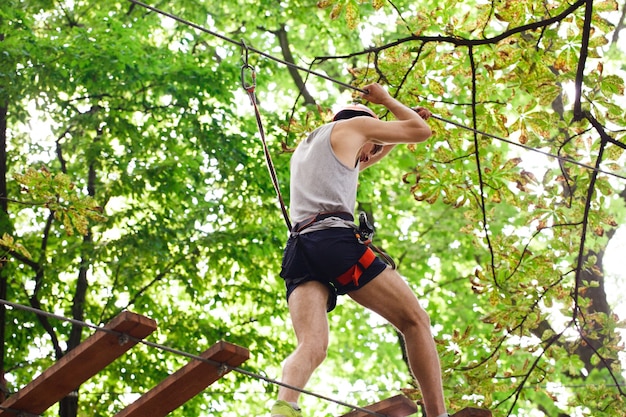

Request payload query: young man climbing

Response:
[272,82,449,417]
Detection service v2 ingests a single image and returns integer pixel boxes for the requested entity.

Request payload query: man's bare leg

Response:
[278,281,331,403]
[349,267,447,417]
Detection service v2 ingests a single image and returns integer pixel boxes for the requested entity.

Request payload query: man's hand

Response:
[412,106,432,120]
[361,83,432,121]
[360,83,393,105]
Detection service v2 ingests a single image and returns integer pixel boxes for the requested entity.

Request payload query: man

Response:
[272,83,448,417]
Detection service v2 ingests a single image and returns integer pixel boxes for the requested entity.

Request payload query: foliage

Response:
[0,0,625,416]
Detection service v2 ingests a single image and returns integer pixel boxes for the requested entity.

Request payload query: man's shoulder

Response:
[311,121,336,136]
[299,122,336,149]
[331,116,378,137]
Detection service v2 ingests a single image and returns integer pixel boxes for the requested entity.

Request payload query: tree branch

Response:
[314,0,587,62]
[610,0,626,47]
[573,0,594,119]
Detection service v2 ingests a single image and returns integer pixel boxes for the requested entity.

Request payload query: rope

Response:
[241,56,293,231]
[0,299,387,417]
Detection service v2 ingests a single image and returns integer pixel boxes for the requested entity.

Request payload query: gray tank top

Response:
[289,122,359,224]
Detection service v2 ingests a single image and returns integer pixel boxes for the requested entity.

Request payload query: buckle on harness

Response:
[356,212,397,270]
[357,211,374,245]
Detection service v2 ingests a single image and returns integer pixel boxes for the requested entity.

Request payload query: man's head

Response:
[332,104,379,121]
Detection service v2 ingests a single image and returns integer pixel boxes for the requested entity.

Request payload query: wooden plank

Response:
[0,311,157,416]
[338,394,417,417]
[451,408,492,417]
[114,340,250,417]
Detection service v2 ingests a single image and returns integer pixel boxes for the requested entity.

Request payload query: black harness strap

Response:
[292,212,354,234]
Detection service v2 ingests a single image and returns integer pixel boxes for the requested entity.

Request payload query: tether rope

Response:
[0,299,387,417]
[128,0,626,183]
[241,57,292,230]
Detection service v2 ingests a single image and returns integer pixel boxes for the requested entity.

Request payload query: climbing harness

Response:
[240,41,292,231]
[290,211,354,234]
[289,211,397,270]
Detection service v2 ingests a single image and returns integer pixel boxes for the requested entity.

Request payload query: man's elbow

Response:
[397,120,432,143]
[411,125,432,143]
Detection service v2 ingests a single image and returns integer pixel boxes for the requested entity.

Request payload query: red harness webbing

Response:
[336,247,377,287]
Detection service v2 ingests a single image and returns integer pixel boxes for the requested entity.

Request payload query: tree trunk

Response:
[0,100,8,403]
[274,25,317,106]
[0,30,10,402]
[58,136,99,417]
[59,391,79,417]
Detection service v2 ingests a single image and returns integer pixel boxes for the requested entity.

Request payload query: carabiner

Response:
[241,63,256,92]
[240,39,256,93]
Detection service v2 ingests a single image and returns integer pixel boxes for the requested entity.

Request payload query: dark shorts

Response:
[279,227,387,312]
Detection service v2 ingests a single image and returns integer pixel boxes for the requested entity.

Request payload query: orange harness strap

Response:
[337,247,377,287]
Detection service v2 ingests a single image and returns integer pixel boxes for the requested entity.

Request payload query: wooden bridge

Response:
[0,311,491,417]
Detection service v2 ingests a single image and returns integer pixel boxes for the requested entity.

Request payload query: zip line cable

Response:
[430,114,626,181]
[0,299,387,417]
[127,0,359,93]
[128,0,625,183]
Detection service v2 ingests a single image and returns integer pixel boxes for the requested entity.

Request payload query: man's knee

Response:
[396,305,432,335]
[297,338,328,367]
[312,344,328,366]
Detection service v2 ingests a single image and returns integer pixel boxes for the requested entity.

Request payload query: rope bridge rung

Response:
[451,408,492,417]
[0,311,157,416]
[338,394,417,417]
[113,340,250,417]
[337,395,493,417]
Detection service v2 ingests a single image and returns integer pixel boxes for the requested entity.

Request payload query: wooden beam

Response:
[451,408,492,417]
[338,394,417,417]
[0,311,157,416]
[114,340,250,417]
